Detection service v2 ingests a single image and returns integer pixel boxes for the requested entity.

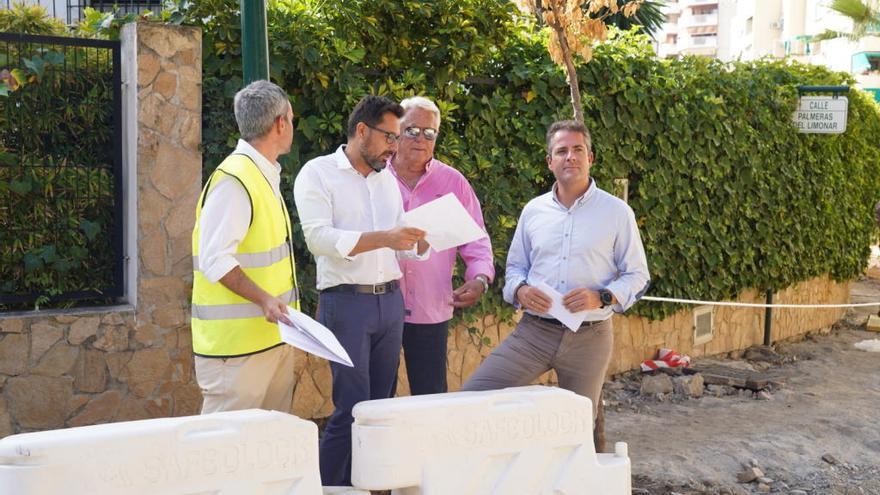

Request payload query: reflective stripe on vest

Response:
[191,153,298,357]
[192,241,291,270]
[191,288,298,320]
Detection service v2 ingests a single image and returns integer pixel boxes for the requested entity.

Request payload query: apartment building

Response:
[657,0,880,101]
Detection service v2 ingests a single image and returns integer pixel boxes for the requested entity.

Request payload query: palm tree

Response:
[599,0,667,37]
[815,0,880,41]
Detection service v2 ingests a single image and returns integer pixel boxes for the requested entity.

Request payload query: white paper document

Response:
[402,193,488,252]
[279,309,354,367]
[534,282,589,332]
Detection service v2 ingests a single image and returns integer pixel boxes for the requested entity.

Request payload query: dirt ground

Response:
[604,272,880,495]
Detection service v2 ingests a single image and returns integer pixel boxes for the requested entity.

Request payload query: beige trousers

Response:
[462,314,614,419]
[195,344,295,414]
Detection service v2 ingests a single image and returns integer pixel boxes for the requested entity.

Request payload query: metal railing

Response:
[2,0,161,26]
[0,32,123,307]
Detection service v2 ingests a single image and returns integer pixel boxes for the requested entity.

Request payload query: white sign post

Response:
[792,96,848,134]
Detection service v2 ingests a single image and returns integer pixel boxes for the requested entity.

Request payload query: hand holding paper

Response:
[278,308,353,367]
[402,193,487,251]
[534,282,589,332]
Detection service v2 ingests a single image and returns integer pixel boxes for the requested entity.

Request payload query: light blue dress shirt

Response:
[503,180,651,321]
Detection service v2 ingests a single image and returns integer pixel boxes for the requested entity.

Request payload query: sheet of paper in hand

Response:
[534,282,589,332]
[279,308,353,367]
[402,193,487,251]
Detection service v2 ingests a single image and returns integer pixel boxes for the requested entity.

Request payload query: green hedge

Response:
[183,1,880,323]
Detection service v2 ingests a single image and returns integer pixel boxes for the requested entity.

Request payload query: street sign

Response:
[792,96,848,134]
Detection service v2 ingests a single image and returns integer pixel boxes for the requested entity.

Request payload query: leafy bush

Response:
[178,1,880,323]
[0,11,119,309]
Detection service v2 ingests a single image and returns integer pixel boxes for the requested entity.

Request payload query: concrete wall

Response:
[0,22,203,435]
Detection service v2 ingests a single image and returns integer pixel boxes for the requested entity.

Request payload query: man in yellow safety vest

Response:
[190,80,299,414]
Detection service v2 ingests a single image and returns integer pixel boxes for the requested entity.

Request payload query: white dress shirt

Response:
[294,145,426,290]
[197,140,282,283]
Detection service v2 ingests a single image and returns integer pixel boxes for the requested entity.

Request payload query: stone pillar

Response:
[127,22,204,420]
[0,23,203,436]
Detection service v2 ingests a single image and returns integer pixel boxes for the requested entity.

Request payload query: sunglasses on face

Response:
[364,123,400,144]
[403,126,438,141]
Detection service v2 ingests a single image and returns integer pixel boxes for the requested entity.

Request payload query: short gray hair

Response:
[400,96,441,126]
[234,80,290,141]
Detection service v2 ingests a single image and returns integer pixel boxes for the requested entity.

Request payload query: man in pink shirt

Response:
[390,96,495,395]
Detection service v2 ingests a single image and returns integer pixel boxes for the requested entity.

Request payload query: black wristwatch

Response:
[598,289,614,308]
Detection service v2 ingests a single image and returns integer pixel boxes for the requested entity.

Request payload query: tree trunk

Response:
[550,22,585,123]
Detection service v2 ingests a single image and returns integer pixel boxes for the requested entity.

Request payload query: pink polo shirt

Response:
[391,158,495,324]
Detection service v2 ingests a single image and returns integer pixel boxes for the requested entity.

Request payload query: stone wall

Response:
[290,275,850,419]
[0,23,203,436]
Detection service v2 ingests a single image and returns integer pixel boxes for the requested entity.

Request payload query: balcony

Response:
[685,13,718,26]
[685,0,719,8]
[689,35,718,48]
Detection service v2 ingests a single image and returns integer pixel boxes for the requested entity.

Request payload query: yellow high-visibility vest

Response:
[191,153,299,357]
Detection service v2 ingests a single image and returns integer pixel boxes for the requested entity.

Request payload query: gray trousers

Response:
[462,314,613,419]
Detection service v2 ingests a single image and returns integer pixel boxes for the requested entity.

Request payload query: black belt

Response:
[526,313,606,328]
[322,280,399,295]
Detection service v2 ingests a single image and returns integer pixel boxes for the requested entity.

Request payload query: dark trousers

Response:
[317,288,404,486]
[402,320,449,395]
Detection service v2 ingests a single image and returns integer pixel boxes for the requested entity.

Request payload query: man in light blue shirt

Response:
[463,120,650,424]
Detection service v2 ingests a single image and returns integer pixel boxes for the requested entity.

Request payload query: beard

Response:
[359,142,390,172]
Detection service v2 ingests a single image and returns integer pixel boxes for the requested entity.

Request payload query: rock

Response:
[0,319,24,333]
[789,490,807,495]
[93,325,129,352]
[54,315,78,324]
[867,315,880,332]
[737,467,764,483]
[757,483,770,493]
[153,71,177,99]
[821,453,839,465]
[171,384,202,416]
[757,477,774,484]
[6,375,74,429]
[68,316,100,345]
[708,384,729,397]
[106,351,133,380]
[101,312,126,326]
[673,374,704,397]
[133,322,158,347]
[744,345,784,363]
[640,374,674,395]
[67,390,124,427]
[0,334,28,375]
[152,306,185,328]
[30,323,63,363]
[125,348,172,398]
[33,343,79,376]
[74,349,108,393]
[757,390,773,400]
[749,458,760,467]
[137,49,160,85]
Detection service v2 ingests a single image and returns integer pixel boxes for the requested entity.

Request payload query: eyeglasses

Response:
[403,126,438,141]
[364,123,400,144]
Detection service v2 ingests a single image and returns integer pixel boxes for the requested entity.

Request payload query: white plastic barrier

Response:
[351,386,631,495]
[0,409,323,495]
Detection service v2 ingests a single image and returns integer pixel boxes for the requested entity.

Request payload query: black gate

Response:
[0,32,123,307]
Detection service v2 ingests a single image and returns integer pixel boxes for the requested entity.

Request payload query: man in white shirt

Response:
[191,80,299,414]
[294,95,429,486]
